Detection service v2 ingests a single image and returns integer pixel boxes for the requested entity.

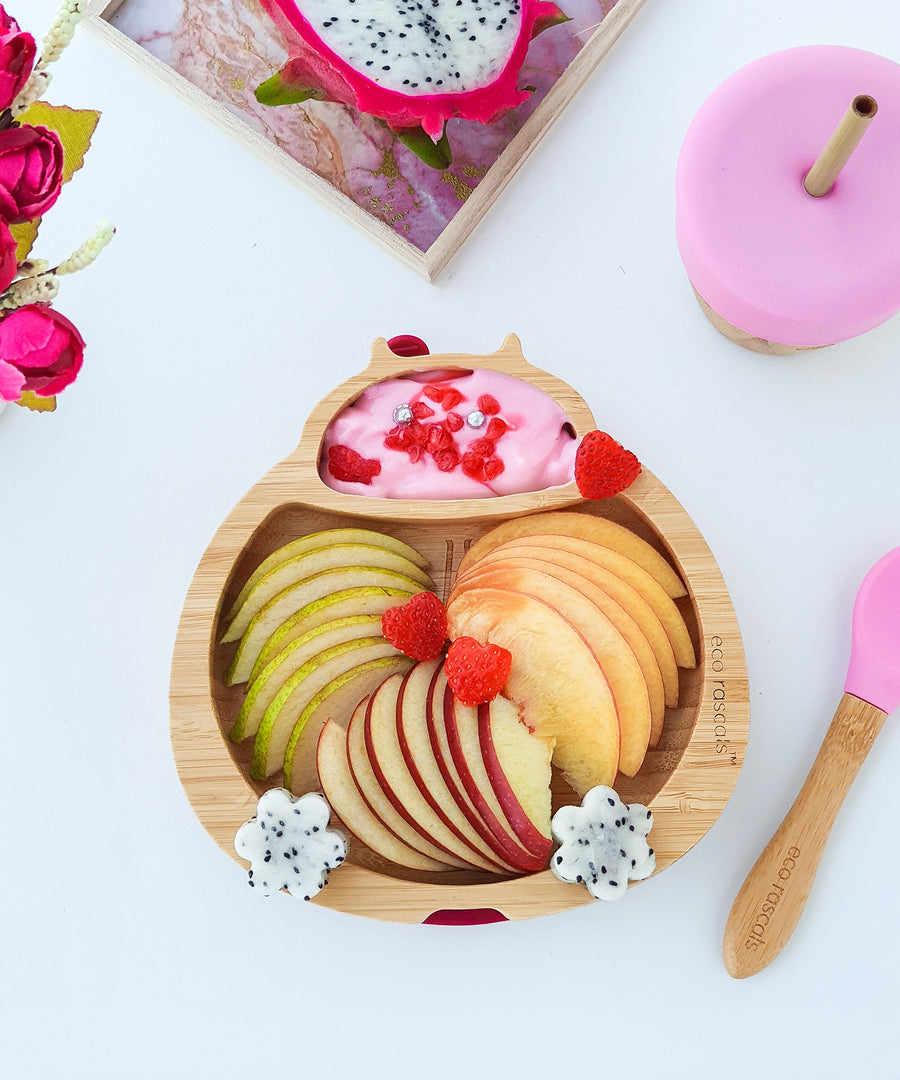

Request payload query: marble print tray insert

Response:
[87,0,647,278]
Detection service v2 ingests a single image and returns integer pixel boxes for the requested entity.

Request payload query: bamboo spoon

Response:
[723,548,900,978]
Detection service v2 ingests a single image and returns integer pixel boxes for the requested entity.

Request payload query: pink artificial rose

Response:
[0,124,64,223]
[0,305,85,397]
[0,6,36,113]
[0,355,24,400]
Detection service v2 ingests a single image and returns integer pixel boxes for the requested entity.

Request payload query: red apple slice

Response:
[457,511,687,599]
[450,565,652,774]
[442,685,550,873]
[425,668,541,873]
[395,661,516,874]
[477,695,553,855]
[317,716,452,872]
[362,664,496,872]
[347,675,471,870]
[445,588,620,797]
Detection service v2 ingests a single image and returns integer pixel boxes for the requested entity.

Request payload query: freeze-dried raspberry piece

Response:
[327,444,382,484]
[444,411,464,432]
[482,456,504,480]
[433,446,460,472]
[478,394,500,416]
[411,401,435,420]
[422,385,463,410]
[486,417,507,441]
[469,437,495,457]
[425,423,454,453]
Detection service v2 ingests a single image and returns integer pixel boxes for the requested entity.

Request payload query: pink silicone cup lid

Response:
[676,46,900,347]
[844,548,900,714]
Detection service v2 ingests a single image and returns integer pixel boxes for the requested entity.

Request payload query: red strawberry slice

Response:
[574,429,641,500]
[381,592,448,661]
[445,637,512,706]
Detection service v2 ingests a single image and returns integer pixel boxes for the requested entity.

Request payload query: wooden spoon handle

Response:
[723,693,887,978]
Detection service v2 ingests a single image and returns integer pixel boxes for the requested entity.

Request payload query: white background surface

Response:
[3,0,900,1077]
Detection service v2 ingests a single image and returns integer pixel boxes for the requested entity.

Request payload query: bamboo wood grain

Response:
[169,335,749,921]
[86,0,648,281]
[804,94,878,199]
[723,693,887,978]
[692,289,822,355]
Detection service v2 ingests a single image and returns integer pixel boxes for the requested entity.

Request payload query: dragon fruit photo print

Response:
[95,0,645,276]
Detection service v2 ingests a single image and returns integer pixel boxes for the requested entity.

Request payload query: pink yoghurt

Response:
[320,369,578,499]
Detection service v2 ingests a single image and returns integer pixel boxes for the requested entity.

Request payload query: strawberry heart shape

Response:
[381,591,448,660]
[445,635,512,706]
[574,429,641,500]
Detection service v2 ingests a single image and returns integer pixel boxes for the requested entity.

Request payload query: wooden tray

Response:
[86,0,648,281]
[170,335,749,921]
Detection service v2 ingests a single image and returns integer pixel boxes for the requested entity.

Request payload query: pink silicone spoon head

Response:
[844,547,900,714]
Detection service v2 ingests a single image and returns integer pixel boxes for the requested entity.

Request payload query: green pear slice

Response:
[250,637,403,780]
[222,543,433,643]
[230,615,385,743]
[284,656,414,796]
[225,568,427,685]
[317,716,452,872]
[227,585,418,686]
[225,528,430,623]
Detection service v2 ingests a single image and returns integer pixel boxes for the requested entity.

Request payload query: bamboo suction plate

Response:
[170,335,749,922]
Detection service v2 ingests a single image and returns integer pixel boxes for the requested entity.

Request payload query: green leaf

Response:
[255,73,324,106]
[15,391,57,412]
[18,102,100,185]
[11,102,101,261]
[397,126,453,170]
[10,218,40,262]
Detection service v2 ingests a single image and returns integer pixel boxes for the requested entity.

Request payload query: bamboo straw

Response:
[804,94,878,197]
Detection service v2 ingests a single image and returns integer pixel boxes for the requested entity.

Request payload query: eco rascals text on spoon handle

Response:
[722,693,887,979]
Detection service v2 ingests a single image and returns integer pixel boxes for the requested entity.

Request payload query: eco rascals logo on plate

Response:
[709,636,737,765]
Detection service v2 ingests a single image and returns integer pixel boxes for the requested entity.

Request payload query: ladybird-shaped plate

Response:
[170,335,749,922]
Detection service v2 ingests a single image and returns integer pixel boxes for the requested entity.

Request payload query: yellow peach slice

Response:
[458,511,686,599]
[446,588,620,797]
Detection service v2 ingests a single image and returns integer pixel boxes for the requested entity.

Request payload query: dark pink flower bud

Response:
[0,7,36,113]
[0,124,64,223]
[0,305,85,397]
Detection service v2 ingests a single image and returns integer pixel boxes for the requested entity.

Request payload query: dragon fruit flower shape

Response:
[258,0,569,142]
[235,788,348,900]
[550,786,655,902]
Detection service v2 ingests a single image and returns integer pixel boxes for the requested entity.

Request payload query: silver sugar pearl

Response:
[392,403,414,425]
[465,409,486,429]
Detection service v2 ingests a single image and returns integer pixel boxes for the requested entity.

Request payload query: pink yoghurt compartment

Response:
[320,368,578,499]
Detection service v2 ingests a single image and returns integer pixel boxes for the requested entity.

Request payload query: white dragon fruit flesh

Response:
[550,786,655,902]
[235,788,348,900]
[257,0,568,153]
